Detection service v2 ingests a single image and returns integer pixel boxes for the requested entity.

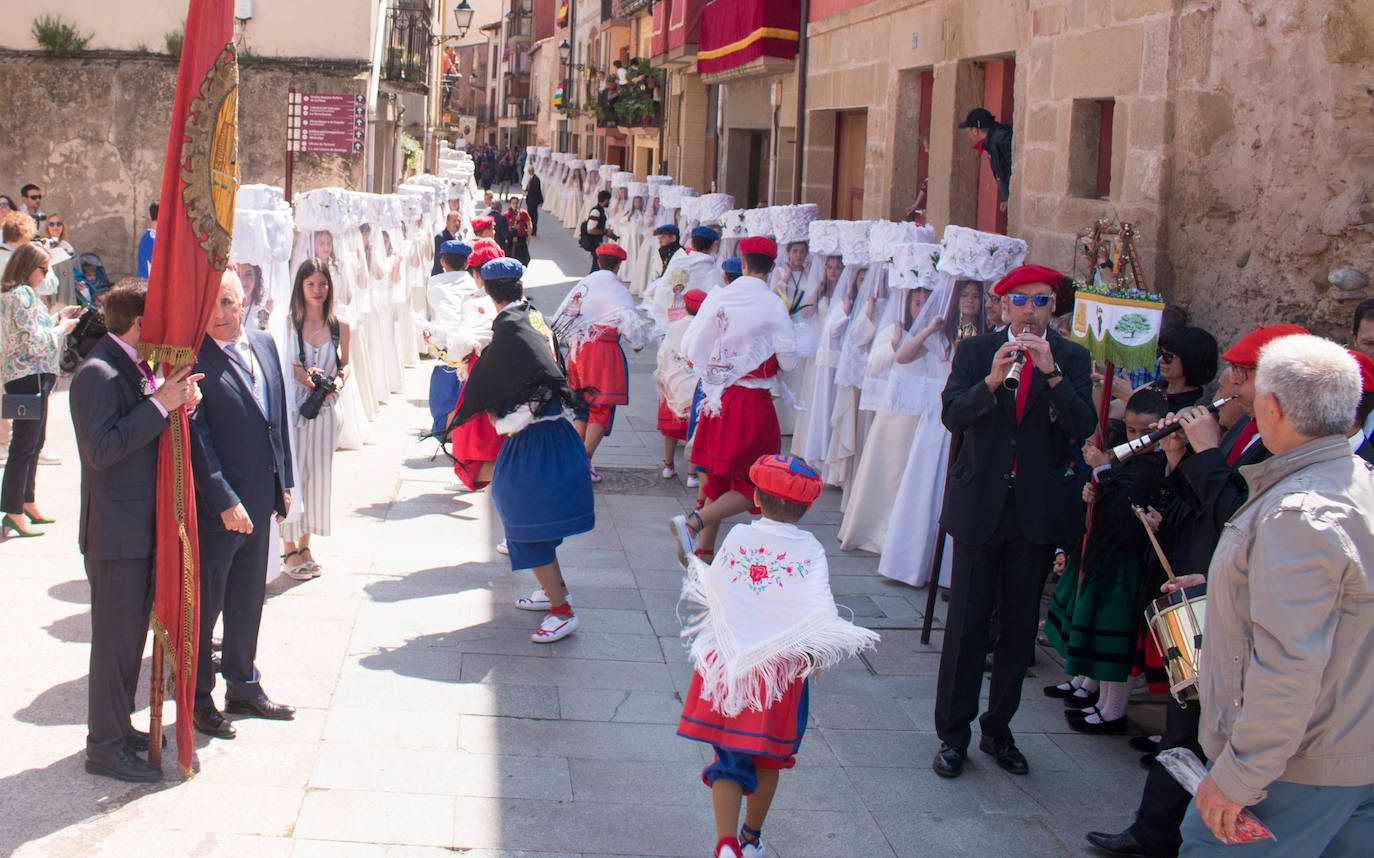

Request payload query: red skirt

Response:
[658,398,688,440]
[566,332,628,406]
[449,384,506,491]
[677,667,808,763]
[691,386,781,480]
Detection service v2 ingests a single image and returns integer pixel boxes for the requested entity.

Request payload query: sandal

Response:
[297,548,322,579]
[281,550,313,581]
[589,466,602,484]
[670,510,705,568]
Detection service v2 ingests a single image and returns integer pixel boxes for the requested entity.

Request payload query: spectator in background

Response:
[1352,297,1374,363]
[1151,325,1218,412]
[42,213,75,256]
[524,166,543,237]
[432,210,462,276]
[0,196,14,217]
[0,210,39,272]
[19,184,45,227]
[958,108,1013,211]
[1,243,80,538]
[137,203,158,278]
[506,198,532,265]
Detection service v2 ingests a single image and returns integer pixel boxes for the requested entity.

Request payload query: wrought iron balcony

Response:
[382,1,433,86]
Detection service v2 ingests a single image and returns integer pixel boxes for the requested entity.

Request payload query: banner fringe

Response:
[136,342,197,369]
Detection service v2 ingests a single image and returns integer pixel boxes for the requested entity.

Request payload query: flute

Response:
[1003,325,1032,390]
[1110,397,1236,462]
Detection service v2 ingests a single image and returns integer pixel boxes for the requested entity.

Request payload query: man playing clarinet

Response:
[931,264,1096,778]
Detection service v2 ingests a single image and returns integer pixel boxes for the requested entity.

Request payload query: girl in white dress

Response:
[791,253,844,464]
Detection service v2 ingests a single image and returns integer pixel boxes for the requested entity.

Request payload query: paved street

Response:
[1,219,1155,857]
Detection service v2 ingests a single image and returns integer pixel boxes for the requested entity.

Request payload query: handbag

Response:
[1,393,43,420]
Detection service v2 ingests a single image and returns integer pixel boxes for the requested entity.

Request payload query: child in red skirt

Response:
[677,454,878,858]
[553,242,645,481]
[444,242,509,490]
[672,237,798,559]
[656,288,706,478]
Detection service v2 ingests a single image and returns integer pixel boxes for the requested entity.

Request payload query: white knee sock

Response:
[1083,680,1128,723]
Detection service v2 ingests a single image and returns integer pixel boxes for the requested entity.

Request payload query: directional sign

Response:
[288,92,366,154]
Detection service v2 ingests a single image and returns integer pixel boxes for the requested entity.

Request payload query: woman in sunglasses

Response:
[1151,324,1218,412]
[41,213,74,256]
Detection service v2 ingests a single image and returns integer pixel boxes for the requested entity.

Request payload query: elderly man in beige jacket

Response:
[1182,334,1374,855]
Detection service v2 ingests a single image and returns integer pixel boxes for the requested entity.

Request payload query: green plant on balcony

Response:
[403,54,422,81]
[32,15,91,57]
[594,101,617,128]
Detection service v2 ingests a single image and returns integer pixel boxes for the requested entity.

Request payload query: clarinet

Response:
[1003,325,1032,390]
[1110,397,1235,462]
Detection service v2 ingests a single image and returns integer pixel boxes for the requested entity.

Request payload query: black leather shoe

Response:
[1043,682,1076,698]
[1085,828,1163,856]
[1064,688,1099,708]
[932,743,966,778]
[1128,735,1161,753]
[978,734,1029,775]
[225,691,296,720]
[85,746,162,783]
[211,653,222,675]
[1068,713,1129,734]
[193,706,237,739]
[126,729,167,753]
[1138,752,1156,770]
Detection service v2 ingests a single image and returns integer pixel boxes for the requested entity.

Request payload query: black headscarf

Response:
[451,299,580,427]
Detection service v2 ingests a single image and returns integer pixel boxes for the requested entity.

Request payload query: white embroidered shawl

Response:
[679,275,797,415]
[654,315,697,417]
[552,270,646,360]
[420,270,496,369]
[680,519,880,716]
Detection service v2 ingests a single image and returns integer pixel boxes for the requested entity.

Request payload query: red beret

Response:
[1347,349,1374,393]
[467,245,505,268]
[474,237,501,251]
[595,242,627,260]
[749,454,823,505]
[683,289,707,314]
[1220,324,1309,368]
[739,236,778,258]
[471,215,495,231]
[991,264,1064,296]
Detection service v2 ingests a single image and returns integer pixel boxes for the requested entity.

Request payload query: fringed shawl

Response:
[679,275,797,416]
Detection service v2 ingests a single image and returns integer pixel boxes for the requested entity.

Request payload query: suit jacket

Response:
[1174,416,1270,533]
[188,330,293,528]
[939,329,1097,546]
[525,175,543,206]
[432,228,455,276]
[69,335,169,559]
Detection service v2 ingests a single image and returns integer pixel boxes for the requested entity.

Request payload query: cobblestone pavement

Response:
[0,217,1158,857]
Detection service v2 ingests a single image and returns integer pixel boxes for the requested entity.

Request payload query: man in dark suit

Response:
[432,210,462,276]
[932,264,1097,778]
[70,278,202,782]
[187,270,295,739]
[524,166,543,236]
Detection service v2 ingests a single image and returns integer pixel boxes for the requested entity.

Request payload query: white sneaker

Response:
[686,473,700,488]
[38,452,61,466]
[740,838,765,858]
[496,539,509,555]
[662,464,677,478]
[531,612,579,643]
[445,480,469,492]
[589,466,602,484]
[670,515,697,568]
[516,589,570,611]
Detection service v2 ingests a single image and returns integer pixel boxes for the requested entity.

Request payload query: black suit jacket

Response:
[188,330,293,528]
[432,228,455,276]
[939,329,1097,546]
[69,335,170,559]
[525,175,543,206]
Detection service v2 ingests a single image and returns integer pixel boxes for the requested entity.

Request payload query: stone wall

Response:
[0,52,367,279]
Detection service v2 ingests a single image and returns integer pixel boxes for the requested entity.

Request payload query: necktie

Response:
[234,342,268,417]
[1015,364,1034,423]
[1227,421,1259,467]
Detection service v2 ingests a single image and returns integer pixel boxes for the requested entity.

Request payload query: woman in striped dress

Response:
[281,258,350,580]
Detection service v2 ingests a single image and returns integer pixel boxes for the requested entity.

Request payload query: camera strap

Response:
[295,318,343,373]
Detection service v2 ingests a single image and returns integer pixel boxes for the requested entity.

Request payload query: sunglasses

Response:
[26,194,42,201]
[1157,351,1177,364]
[48,221,63,227]
[1006,294,1053,308]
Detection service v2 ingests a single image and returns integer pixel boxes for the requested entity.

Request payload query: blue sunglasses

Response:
[1006,294,1053,307]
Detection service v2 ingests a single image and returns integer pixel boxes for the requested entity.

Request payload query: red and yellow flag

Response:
[139,0,239,777]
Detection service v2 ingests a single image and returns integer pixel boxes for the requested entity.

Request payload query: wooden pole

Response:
[148,642,164,766]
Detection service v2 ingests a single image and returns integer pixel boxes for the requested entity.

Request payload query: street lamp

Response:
[558,39,571,65]
[453,1,475,38]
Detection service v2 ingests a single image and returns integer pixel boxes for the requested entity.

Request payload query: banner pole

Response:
[148,643,164,766]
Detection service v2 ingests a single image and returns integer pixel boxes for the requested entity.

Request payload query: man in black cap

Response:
[958,108,1013,210]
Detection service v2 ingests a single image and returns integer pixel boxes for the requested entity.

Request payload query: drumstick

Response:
[1133,505,1177,585]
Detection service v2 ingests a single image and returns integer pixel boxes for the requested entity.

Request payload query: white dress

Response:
[282,336,343,541]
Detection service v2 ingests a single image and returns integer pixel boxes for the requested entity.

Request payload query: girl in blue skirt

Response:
[450,258,596,643]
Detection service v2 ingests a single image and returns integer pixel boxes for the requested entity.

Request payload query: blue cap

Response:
[440,240,472,256]
[690,226,720,242]
[721,257,742,275]
[480,257,525,281]
[653,223,680,235]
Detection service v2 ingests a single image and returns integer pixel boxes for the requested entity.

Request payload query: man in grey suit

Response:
[69,278,202,782]
[188,270,295,739]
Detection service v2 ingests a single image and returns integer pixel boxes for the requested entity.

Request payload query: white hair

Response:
[1255,334,1360,436]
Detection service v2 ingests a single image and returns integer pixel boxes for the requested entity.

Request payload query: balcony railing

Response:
[617,0,652,15]
[382,1,433,85]
[503,99,539,122]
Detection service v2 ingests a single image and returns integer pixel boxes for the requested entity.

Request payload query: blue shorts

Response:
[702,747,795,795]
[506,537,563,571]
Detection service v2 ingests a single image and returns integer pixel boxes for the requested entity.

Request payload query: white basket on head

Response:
[585,158,603,172]
[808,220,841,256]
[611,171,634,190]
[237,184,286,211]
[771,204,817,245]
[936,225,1029,281]
[526,146,538,157]
[891,242,941,291]
[720,210,747,237]
[839,221,874,266]
[869,222,916,262]
[743,207,775,238]
[567,160,585,171]
[679,195,701,223]
[660,185,687,209]
[696,193,735,225]
[628,182,649,199]
[598,164,618,182]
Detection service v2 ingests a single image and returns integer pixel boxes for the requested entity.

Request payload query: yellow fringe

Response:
[136,342,197,369]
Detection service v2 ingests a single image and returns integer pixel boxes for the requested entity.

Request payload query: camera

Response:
[298,370,338,420]
[60,307,107,372]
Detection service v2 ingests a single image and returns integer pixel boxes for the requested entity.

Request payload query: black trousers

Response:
[528,205,539,236]
[84,556,155,758]
[195,515,270,709]
[589,249,601,274]
[2,372,55,514]
[1129,696,1204,855]
[934,493,1053,750]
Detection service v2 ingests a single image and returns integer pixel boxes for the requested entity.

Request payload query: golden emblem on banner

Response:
[181,44,239,271]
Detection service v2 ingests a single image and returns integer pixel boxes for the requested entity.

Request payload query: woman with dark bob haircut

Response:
[1153,324,1218,411]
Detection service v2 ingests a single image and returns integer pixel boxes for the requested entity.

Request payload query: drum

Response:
[1145,583,1206,704]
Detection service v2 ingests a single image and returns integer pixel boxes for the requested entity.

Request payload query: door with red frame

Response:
[832,109,867,220]
[976,58,1014,235]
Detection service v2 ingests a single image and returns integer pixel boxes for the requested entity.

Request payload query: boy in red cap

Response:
[656,288,707,479]
[470,215,496,241]
[676,454,878,858]
[551,242,645,480]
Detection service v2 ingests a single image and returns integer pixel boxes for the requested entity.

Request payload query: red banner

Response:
[556,0,569,27]
[698,0,799,75]
[140,0,239,777]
